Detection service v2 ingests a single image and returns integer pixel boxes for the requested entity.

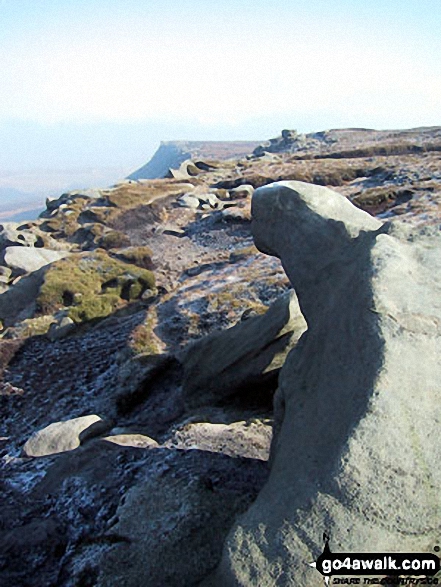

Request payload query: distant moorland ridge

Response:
[127,140,263,180]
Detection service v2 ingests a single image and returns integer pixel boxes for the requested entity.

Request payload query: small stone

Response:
[102,434,159,449]
[178,194,200,209]
[48,316,75,341]
[4,246,70,276]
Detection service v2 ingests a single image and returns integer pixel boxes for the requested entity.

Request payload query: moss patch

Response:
[98,230,131,250]
[7,315,58,339]
[37,250,155,324]
[206,289,267,316]
[112,246,154,270]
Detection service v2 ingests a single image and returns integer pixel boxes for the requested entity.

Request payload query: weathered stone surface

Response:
[102,433,159,448]
[0,265,12,283]
[229,184,254,199]
[47,316,75,340]
[182,290,307,409]
[23,414,105,456]
[164,419,272,460]
[209,180,441,585]
[3,129,441,587]
[178,193,200,209]
[4,246,69,275]
[167,159,201,180]
[220,201,251,222]
[198,192,221,208]
[0,222,38,248]
[0,267,46,326]
[96,449,268,587]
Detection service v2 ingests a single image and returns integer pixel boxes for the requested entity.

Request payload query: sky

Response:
[0,0,440,196]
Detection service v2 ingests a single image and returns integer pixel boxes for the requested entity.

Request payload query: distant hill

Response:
[127,140,262,180]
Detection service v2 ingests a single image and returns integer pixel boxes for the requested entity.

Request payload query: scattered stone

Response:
[198,193,221,208]
[0,265,12,284]
[23,415,105,457]
[3,128,441,587]
[178,193,200,209]
[155,224,186,236]
[47,316,76,340]
[219,203,251,222]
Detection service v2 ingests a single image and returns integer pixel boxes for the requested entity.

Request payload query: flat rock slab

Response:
[23,415,103,457]
[4,246,69,275]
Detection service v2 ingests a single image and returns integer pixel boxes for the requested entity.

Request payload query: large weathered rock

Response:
[0,267,46,326]
[209,181,441,585]
[0,222,38,249]
[167,159,202,180]
[96,449,268,587]
[4,246,69,276]
[182,290,307,409]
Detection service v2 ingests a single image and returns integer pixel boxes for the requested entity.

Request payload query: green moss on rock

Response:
[37,250,155,324]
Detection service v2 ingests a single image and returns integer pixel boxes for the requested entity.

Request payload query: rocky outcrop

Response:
[167,159,204,180]
[3,128,441,587]
[0,267,46,326]
[0,222,40,248]
[128,142,193,180]
[182,291,307,409]
[4,246,69,276]
[210,181,441,585]
[127,140,262,180]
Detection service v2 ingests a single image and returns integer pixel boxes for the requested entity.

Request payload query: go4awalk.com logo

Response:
[308,534,440,585]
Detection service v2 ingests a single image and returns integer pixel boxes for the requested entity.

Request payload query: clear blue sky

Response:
[0,0,440,189]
